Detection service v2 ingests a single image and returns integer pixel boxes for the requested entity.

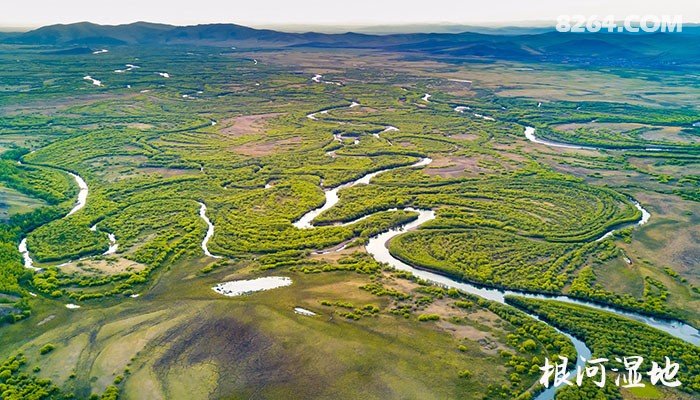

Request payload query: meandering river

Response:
[292,140,699,398]
[524,126,590,150]
[293,158,431,229]
[18,170,90,270]
[67,173,89,216]
[198,202,222,258]
[524,126,683,152]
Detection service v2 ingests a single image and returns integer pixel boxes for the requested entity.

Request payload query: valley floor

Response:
[0,45,698,399]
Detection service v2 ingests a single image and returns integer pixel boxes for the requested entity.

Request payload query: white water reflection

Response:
[18,238,39,271]
[83,76,102,86]
[306,109,328,120]
[213,277,292,297]
[67,173,88,216]
[198,202,222,258]
[524,126,590,150]
[374,126,397,144]
[114,64,140,73]
[103,233,118,255]
[473,113,495,121]
[294,307,316,316]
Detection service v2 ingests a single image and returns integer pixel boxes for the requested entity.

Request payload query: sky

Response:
[2,0,698,29]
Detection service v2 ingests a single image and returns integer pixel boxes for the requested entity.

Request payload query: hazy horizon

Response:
[0,20,561,34]
[3,0,699,30]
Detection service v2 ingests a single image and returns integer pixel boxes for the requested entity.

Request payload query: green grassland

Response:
[2,254,576,400]
[0,185,47,222]
[0,45,698,398]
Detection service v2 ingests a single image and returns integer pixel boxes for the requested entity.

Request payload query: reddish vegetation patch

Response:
[425,156,490,177]
[220,113,283,136]
[60,258,147,276]
[125,123,154,130]
[450,133,480,141]
[137,167,199,178]
[380,275,505,354]
[434,79,475,97]
[232,137,302,156]
[346,106,378,114]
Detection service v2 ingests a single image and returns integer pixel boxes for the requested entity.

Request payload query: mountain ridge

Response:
[3,22,699,68]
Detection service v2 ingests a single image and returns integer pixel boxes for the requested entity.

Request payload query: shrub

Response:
[39,343,56,355]
[458,369,472,379]
[417,313,440,322]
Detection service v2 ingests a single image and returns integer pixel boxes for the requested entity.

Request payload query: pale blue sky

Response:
[3,0,697,29]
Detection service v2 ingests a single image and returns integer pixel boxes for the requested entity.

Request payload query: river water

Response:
[66,173,89,216]
[18,170,90,269]
[198,201,222,258]
[524,126,686,152]
[293,145,699,398]
[292,158,431,229]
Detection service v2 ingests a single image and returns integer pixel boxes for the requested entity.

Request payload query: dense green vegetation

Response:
[507,296,700,394]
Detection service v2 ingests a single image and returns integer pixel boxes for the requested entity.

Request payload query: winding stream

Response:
[18,170,90,269]
[198,202,222,258]
[83,76,102,87]
[361,205,695,343]
[525,126,589,150]
[90,224,119,255]
[18,238,39,271]
[307,101,359,121]
[596,202,650,242]
[455,106,495,122]
[373,126,397,145]
[292,158,431,229]
[103,233,118,255]
[524,126,683,152]
[293,144,699,398]
[310,74,342,86]
[67,173,89,216]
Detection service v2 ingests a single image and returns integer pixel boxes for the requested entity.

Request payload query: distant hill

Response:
[3,22,700,69]
[5,21,173,45]
[252,24,555,35]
